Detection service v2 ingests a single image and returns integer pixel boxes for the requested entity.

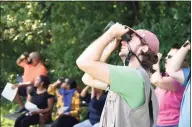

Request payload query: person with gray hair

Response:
[12,51,47,113]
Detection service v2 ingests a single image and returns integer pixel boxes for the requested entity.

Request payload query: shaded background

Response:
[0,1,191,126]
[1,1,191,86]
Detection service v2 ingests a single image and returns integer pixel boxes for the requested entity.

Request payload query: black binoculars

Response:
[58,77,65,83]
[23,52,29,59]
[104,21,133,42]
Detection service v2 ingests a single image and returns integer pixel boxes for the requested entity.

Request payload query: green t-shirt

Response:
[109,65,145,108]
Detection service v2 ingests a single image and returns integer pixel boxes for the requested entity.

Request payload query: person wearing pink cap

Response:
[76,23,159,127]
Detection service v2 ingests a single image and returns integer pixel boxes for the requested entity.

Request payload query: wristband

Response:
[183,42,189,47]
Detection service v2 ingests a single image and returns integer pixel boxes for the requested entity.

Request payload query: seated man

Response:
[48,77,80,127]
[74,86,107,127]
[13,52,47,113]
[14,75,54,127]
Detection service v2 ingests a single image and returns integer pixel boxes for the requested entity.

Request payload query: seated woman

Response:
[14,75,54,127]
[48,78,80,127]
[74,86,107,127]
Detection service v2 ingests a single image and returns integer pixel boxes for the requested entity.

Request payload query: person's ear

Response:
[141,45,149,53]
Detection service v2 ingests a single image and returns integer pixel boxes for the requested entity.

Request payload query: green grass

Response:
[1,99,18,127]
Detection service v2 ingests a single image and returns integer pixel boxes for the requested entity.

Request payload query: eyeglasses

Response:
[166,55,173,59]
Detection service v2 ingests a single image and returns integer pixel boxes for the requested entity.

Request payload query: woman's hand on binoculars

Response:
[108,23,129,39]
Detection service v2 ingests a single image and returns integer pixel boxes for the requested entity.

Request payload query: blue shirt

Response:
[179,68,190,127]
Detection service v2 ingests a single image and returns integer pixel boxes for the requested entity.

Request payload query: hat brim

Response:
[125,26,147,45]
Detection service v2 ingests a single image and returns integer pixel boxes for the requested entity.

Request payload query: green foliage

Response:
[0,1,191,86]
[0,3,191,126]
[1,99,17,126]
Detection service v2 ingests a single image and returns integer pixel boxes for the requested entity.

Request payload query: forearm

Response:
[100,44,114,62]
[151,63,162,84]
[80,86,90,97]
[91,87,95,98]
[82,73,108,90]
[39,108,52,114]
[47,83,59,95]
[16,55,25,65]
[167,45,190,73]
[81,40,113,90]
[19,82,32,87]
[76,30,114,71]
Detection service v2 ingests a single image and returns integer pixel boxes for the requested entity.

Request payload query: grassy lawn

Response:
[1,99,18,127]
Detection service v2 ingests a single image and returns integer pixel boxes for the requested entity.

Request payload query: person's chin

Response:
[119,51,127,56]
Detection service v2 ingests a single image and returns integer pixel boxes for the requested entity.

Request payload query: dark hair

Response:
[140,50,158,73]
[66,78,77,89]
[39,75,50,89]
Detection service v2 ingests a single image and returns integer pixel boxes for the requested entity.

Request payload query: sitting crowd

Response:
[6,38,191,127]
[10,51,106,127]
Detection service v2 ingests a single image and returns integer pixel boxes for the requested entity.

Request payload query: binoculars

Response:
[104,21,133,42]
[58,77,65,83]
[23,52,29,59]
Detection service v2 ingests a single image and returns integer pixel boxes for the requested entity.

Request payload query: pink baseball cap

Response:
[128,27,160,54]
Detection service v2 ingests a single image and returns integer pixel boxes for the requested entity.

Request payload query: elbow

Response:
[82,76,92,87]
[166,68,174,77]
[150,77,158,85]
[166,62,177,76]
[151,80,157,85]
[76,58,86,71]
[16,60,19,65]
[82,76,88,86]
[76,58,93,72]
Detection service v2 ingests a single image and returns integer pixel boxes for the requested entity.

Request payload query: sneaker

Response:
[15,107,26,113]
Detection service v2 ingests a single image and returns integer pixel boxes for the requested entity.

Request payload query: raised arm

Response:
[76,23,128,84]
[80,86,90,97]
[150,53,176,91]
[47,80,62,95]
[166,41,191,84]
[16,52,28,67]
[81,39,120,90]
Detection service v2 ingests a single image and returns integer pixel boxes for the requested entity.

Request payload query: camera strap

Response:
[125,43,142,66]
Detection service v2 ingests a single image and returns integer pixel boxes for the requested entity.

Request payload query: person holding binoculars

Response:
[48,77,80,127]
[166,41,191,127]
[76,22,160,127]
[13,52,47,113]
